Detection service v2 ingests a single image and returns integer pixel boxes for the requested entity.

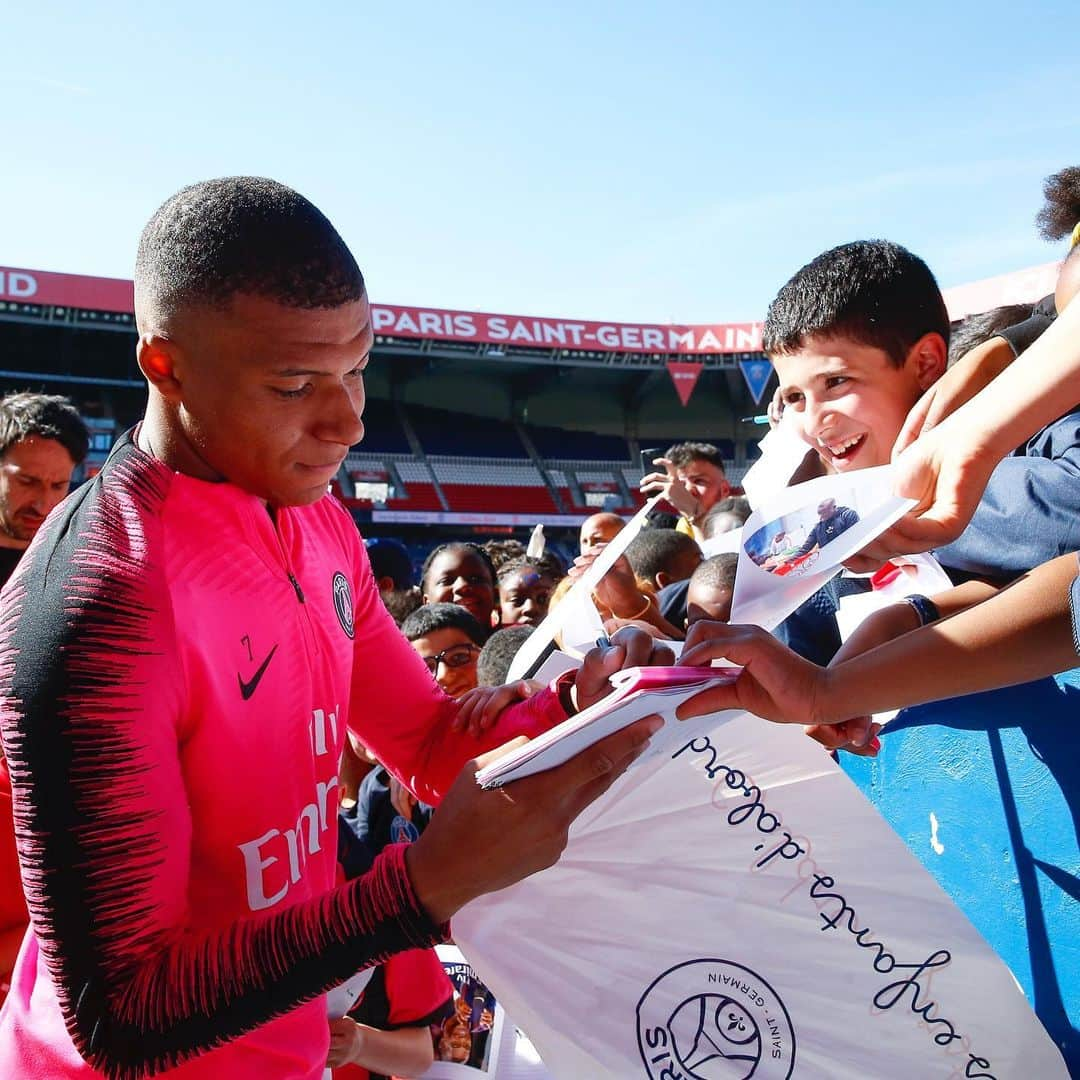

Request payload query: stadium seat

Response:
[527,424,630,461]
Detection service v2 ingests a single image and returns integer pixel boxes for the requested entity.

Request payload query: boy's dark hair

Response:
[626,528,700,587]
[365,538,414,591]
[642,509,680,531]
[477,626,534,686]
[400,602,486,648]
[763,240,950,367]
[483,539,527,572]
[664,442,726,470]
[947,304,1034,367]
[496,553,564,585]
[0,392,89,464]
[135,176,364,319]
[420,542,497,592]
[382,586,423,627]
[701,496,751,536]
[1036,166,1080,242]
[690,553,739,592]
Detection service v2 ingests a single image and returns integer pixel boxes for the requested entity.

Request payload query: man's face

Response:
[686,581,734,625]
[773,335,931,472]
[817,499,836,521]
[580,513,623,555]
[0,436,78,543]
[410,626,480,698]
[674,459,729,514]
[498,568,555,627]
[150,292,373,507]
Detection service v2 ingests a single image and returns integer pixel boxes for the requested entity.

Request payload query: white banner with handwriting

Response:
[454,711,1066,1078]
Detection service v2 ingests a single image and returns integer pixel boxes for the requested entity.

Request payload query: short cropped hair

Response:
[382,586,422,627]
[763,240,950,367]
[483,539,527,573]
[496,553,564,585]
[702,496,751,535]
[947,304,1033,367]
[400,602,486,648]
[664,441,726,471]
[641,509,680,531]
[626,528,701,587]
[420,542,497,593]
[1036,166,1080,242]
[477,626,534,686]
[690,553,739,593]
[0,392,89,464]
[365,538,414,591]
[135,176,364,320]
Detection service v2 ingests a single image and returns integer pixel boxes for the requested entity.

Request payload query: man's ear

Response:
[655,571,671,589]
[907,332,947,390]
[137,334,185,404]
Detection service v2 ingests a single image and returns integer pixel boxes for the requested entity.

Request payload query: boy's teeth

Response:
[826,435,861,454]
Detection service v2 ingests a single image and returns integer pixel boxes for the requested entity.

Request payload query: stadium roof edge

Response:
[0,260,1063,354]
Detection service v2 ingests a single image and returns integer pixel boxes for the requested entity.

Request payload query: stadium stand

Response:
[526,424,630,462]
[5,261,1056,534]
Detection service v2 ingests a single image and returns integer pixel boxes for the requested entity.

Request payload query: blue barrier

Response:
[842,670,1080,1072]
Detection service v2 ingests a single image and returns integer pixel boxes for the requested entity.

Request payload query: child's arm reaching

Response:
[676,552,1080,736]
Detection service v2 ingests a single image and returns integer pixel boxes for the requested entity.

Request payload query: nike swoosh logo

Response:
[238,644,279,701]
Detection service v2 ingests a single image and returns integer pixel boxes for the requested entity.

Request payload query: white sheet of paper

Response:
[455,710,1068,1078]
[476,668,737,788]
[740,417,816,509]
[730,464,916,631]
[529,649,582,686]
[699,526,743,557]
[506,495,662,682]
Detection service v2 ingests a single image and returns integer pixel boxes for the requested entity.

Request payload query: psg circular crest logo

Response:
[332,572,354,639]
[637,959,795,1079]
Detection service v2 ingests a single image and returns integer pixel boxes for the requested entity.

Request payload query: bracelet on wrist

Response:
[616,593,653,621]
[902,594,940,627]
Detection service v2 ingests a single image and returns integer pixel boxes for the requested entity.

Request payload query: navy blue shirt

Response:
[935,410,1080,582]
[793,507,860,558]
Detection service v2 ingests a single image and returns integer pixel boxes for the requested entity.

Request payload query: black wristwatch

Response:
[902,594,940,627]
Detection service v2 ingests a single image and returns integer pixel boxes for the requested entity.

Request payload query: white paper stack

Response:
[476,666,739,788]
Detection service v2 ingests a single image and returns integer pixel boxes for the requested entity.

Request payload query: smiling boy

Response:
[766,239,1080,586]
[766,241,948,476]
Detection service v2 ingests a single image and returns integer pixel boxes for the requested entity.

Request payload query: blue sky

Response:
[2,1,1077,323]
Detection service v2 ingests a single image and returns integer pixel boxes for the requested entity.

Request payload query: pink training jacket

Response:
[0,431,567,1079]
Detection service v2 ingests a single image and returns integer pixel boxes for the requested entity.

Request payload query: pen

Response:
[740,415,769,425]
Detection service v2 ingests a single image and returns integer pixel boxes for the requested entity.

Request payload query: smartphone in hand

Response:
[639,447,662,474]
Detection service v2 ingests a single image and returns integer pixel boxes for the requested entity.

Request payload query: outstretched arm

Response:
[349,544,672,804]
[856,300,1080,565]
[677,552,1080,727]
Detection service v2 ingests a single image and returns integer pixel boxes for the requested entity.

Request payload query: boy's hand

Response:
[405,715,664,924]
[675,621,825,724]
[570,549,648,619]
[676,622,878,749]
[452,681,539,737]
[845,411,999,570]
[801,601,920,757]
[327,1017,364,1068]
[766,385,785,429]
[639,457,698,519]
[804,719,881,756]
[893,337,1014,455]
[389,775,418,820]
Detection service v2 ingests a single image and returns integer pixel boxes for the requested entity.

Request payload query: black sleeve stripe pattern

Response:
[0,439,445,1079]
